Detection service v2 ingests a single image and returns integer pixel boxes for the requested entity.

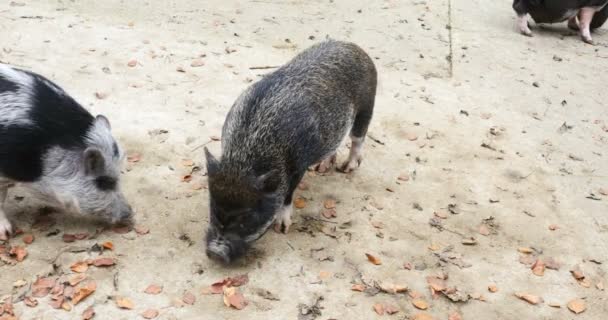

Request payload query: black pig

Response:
[204,40,377,263]
[513,0,608,43]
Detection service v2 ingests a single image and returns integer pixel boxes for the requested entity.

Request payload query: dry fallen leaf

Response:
[82,306,95,320]
[570,265,585,280]
[23,296,38,307]
[406,132,418,141]
[102,241,114,250]
[61,301,72,311]
[70,261,89,273]
[210,135,221,141]
[294,197,307,209]
[488,284,498,293]
[448,311,463,320]
[72,281,96,305]
[321,208,337,219]
[351,284,366,292]
[94,92,108,100]
[518,247,534,254]
[190,59,205,67]
[411,313,434,320]
[385,304,399,315]
[531,259,545,276]
[127,59,137,67]
[372,303,384,315]
[548,302,561,308]
[115,297,134,309]
[134,226,150,235]
[567,299,586,314]
[31,277,56,298]
[544,257,561,270]
[477,224,490,237]
[323,199,336,209]
[68,274,87,286]
[9,246,27,262]
[397,173,409,181]
[182,291,196,305]
[142,309,159,319]
[365,253,382,265]
[181,174,193,182]
[412,299,429,310]
[127,153,142,163]
[515,292,543,305]
[144,284,163,295]
[22,234,34,244]
[92,257,115,267]
[223,287,247,310]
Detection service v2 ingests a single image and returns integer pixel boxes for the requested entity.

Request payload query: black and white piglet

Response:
[204,40,377,263]
[513,0,608,43]
[0,64,132,239]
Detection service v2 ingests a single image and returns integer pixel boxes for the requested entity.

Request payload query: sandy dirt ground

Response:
[1,0,608,319]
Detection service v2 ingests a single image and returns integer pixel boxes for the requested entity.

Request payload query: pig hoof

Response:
[315,153,337,173]
[520,29,533,37]
[273,206,292,234]
[273,219,291,234]
[0,218,12,241]
[582,37,594,45]
[340,157,362,173]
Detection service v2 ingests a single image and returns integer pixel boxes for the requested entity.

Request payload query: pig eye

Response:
[95,176,117,191]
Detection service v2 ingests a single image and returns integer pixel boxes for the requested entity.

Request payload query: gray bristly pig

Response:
[513,0,608,44]
[0,64,133,240]
[204,40,377,263]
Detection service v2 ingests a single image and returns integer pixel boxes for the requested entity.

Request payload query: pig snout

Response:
[109,195,134,225]
[205,229,248,264]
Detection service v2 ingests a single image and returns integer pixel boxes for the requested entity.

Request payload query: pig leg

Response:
[341,107,373,173]
[273,204,293,234]
[314,153,336,173]
[0,186,11,240]
[273,172,304,234]
[517,15,533,36]
[568,16,580,31]
[579,7,596,44]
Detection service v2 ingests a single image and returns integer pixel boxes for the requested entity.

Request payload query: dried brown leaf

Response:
[92,257,115,267]
[567,299,586,314]
[515,292,543,305]
[182,291,196,305]
[70,261,89,273]
[115,297,134,309]
[144,284,163,295]
[531,259,545,276]
[142,309,159,319]
[72,281,96,305]
[412,299,429,310]
[294,197,307,209]
[82,306,95,320]
[365,253,382,265]
[372,303,384,315]
[22,234,34,244]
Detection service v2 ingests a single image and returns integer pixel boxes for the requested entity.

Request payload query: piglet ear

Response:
[255,170,280,193]
[204,147,220,176]
[95,115,111,130]
[83,147,106,176]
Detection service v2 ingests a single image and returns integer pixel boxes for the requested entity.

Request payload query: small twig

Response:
[190,139,214,153]
[366,134,385,145]
[286,241,295,251]
[308,217,338,224]
[249,65,280,70]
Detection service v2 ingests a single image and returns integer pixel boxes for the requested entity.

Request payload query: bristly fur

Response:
[0,64,132,239]
[205,40,377,263]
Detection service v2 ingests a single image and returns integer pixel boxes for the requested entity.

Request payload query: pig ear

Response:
[95,115,111,130]
[204,147,220,176]
[83,147,106,176]
[255,170,280,193]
